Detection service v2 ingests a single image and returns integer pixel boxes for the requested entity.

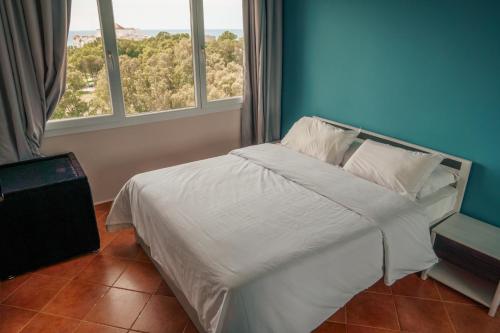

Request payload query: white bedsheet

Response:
[418,186,458,224]
[107,143,437,333]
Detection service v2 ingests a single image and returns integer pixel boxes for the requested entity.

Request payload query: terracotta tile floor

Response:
[1,202,499,333]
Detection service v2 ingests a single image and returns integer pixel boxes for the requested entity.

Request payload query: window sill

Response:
[45,100,242,138]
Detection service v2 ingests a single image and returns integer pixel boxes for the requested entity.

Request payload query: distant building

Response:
[96,23,147,40]
[72,23,147,48]
[72,35,97,48]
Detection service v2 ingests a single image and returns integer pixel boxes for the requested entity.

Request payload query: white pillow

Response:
[282,117,359,165]
[417,166,458,199]
[343,139,443,200]
[341,139,362,166]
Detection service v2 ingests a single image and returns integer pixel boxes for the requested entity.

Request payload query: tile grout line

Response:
[395,288,462,333]
[0,273,33,304]
[70,319,80,333]
[38,275,74,313]
[76,253,154,331]
[124,230,160,331]
[15,275,74,333]
[364,290,392,296]
[129,293,153,331]
[41,282,111,318]
[106,256,158,292]
[345,302,349,328]
[0,301,39,333]
[435,280,459,333]
[38,307,130,331]
[110,253,134,287]
[393,292,480,306]
[0,304,38,312]
[443,304,458,333]
[28,254,164,293]
[438,285,458,333]
[394,294,444,302]
[344,301,401,332]
[344,305,349,333]
[344,322,401,332]
[90,223,138,290]
[73,320,85,333]
[26,257,96,331]
[378,287,438,299]
[78,242,132,328]
[99,252,153,264]
[80,286,117,328]
[33,307,142,332]
[441,299,479,307]
[40,265,164,296]
[38,304,141,332]
[109,283,167,296]
[435,280,444,301]
[392,294,402,332]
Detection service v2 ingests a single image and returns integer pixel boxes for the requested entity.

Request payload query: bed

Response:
[106,117,471,333]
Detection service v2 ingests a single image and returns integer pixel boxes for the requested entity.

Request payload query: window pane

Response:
[52,0,112,120]
[203,0,244,101]
[111,0,195,114]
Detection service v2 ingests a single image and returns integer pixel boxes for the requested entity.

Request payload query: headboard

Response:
[314,116,472,220]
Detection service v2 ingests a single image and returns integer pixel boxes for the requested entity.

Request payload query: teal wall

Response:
[282,0,500,226]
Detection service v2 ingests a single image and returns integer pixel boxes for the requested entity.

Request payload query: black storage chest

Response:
[0,153,100,279]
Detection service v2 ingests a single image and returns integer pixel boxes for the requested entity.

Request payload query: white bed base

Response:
[132,116,473,333]
[315,116,472,227]
[136,232,209,333]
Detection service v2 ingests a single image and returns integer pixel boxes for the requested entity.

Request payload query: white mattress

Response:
[417,185,458,224]
[107,143,438,333]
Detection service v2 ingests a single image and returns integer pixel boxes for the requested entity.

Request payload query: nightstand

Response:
[421,213,500,317]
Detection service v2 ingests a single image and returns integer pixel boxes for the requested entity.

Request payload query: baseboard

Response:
[94,199,113,206]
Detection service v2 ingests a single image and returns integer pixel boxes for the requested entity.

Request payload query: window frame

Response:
[46,0,243,138]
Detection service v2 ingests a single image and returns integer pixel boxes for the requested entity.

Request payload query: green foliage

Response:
[219,31,238,41]
[53,31,244,120]
[206,33,244,100]
[117,39,144,58]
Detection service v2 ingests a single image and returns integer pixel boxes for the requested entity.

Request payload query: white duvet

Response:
[107,143,437,333]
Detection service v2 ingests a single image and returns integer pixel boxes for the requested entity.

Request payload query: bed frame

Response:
[135,233,210,333]
[314,116,472,227]
[133,117,472,333]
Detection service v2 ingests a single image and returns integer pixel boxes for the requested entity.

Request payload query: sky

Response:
[70,0,243,31]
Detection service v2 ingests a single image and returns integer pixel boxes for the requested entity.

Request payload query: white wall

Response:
[41,109,241,203]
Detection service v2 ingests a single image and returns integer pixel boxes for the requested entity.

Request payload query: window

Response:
[202,0,244,101]
[48,0,244,135]
[52,0,112,120]
[112,0,196,114]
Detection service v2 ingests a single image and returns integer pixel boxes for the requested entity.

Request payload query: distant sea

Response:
[68,29,243,46]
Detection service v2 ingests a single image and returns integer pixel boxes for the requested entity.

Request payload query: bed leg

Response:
[488,281,499,317]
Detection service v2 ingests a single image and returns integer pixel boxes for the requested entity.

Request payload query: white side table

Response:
[422,213,500,317]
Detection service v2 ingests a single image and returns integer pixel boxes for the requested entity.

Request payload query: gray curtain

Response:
[0,0,71,164]
[241,0,282,146]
